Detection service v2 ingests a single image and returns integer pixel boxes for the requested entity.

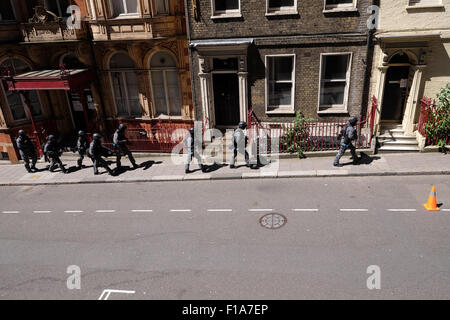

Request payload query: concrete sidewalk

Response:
[0,151,448,186]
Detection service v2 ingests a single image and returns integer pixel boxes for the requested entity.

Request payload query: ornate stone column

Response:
[402,65,426,135]
[198,56,213,128]
[374,65,388,135]
[237,56,248,123]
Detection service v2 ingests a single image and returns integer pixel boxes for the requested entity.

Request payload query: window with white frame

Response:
[0,0,16,21]
[408,0,442,7]
[111,0,138,17]
[212,0,240,17]
[266,0,297,14]
[155,0,169,15]
[318,53,352,112]
[0,59,42,121]
[45,0,70,17]
[150,52,181,117]
[324,0,357,11]
[266,55,295,113]
[109,53,141,117]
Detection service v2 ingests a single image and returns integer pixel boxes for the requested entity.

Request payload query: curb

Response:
[1,170,449,187]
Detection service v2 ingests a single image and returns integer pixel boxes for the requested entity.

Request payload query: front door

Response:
[381,66,410,121]
[213,73,240,127]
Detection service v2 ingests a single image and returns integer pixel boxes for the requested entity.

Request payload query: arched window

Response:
[150,52,181,117]
[109,53,141,117]
[0,0,16,21]
[60,53,86,69]
[155,0,169,15]
[111,0,138,17]
[45,0,70,17]
[0,59,42,121]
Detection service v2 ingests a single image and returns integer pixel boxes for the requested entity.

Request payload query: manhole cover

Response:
[259,213,287,229]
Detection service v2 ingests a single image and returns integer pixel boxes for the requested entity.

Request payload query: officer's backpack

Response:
[337,124,349,141]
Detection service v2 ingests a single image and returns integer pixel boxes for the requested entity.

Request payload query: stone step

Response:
[378,138,418,145]
[378,145,420,152]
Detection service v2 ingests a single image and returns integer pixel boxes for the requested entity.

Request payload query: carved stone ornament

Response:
[28,6,61,23]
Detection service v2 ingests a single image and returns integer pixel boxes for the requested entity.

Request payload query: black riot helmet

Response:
[48,135,56,141]
[118,123,127,131]
[238,121,247,129]
[93,133,102,141]
[78,130,85,137]
[349,116,358,126]
[18,130,26,137]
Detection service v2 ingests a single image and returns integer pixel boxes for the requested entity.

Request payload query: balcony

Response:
[0,23,22,43]
[20,20,89,42]
[89,16,183,41]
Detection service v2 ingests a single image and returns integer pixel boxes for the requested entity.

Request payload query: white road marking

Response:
[292,209,319,212]
[33,211,51,213]
[2,211,20,214]
[248,209,273,212]
[64,210,84,213]
[387,209,417,212]
[131,210,153,213]
[207,209,233,212]
[98,289,135,300]
[441,209,450,212]
[339,209,369,212]
[170,209,192,212]
[96,210,116,213]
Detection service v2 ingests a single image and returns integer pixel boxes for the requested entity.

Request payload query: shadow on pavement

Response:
[342,152,380,166]
[202,163,226,173]
[140,160,163,170]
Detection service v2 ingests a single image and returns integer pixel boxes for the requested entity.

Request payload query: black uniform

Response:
[76,134,90,168]
[230,122,250,168]
[89,138,114,175]
[113,127,137,169]
[44,137,67,173]
[16,133,37,173]
[184,128,204,173]
[334,117,359,167]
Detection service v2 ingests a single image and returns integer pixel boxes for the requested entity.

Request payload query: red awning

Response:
[5,69,96,91]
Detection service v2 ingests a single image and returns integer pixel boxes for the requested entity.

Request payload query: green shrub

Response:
[280,111,314,158]
[424,84,450,151]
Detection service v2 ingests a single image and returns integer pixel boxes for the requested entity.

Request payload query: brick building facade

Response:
[185,0,374,129]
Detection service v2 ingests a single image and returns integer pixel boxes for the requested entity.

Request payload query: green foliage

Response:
[280,111,314,158]
[424,84,450,152]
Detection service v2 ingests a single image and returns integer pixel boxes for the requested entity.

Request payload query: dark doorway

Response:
[381,66,410,121]
[213,73,240,127]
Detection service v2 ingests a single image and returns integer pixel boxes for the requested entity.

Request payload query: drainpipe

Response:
[184,0,197,122]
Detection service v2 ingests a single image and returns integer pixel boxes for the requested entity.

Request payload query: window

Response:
[318,53,352,113]
[111,0,138,17]
[0,0,16,21]
[211,0,241,18]
[150,52,181,117]
[266,0,297,15]
[45,0,70,17]
[408,0,442,7]
[0,59,42,121]
[155,0,169,15]
[109,53,141,117]
[266,55,295,113]
[323,0,357,12]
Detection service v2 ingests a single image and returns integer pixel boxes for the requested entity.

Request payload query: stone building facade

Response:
[185,0,374,129]
[0,0,193,162]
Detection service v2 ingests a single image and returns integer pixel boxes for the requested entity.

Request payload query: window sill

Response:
[111,14,141,20]
[406,5,445,10]
[265,10,298,16]
[323,7,358,13]
[317,107,348,114]
[211,13,242,20]
[266,108,295,115]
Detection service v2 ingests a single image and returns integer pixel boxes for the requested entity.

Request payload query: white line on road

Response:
[131,210,153,213]
[441,209,450,212]
[170,209,191,212]
[33,211,52,214]
[98,289,135,300]
[2,211,20,214]
[339,209,369,212]
[64,210,84,213]
[95,210,116,213]
[387,209,417,212]
[292,209,319,212]
[248,209,273,212]
[207,209,233,212]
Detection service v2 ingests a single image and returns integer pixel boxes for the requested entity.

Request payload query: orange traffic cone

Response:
[424,186,440,211]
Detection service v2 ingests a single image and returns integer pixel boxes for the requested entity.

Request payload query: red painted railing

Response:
[248,97,377,154]
[418,97,450,146]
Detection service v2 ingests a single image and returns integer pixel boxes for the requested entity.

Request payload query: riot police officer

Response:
[333,116,361,167]
[76,130,90,169]
[89,133,114,175]
[185,127,205,174]
[230,121,250,168]
[44,135,67,173]
[113,124,138,169]
[16,130,37,173]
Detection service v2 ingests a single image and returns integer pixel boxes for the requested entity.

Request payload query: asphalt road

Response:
[0,175,449,300]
